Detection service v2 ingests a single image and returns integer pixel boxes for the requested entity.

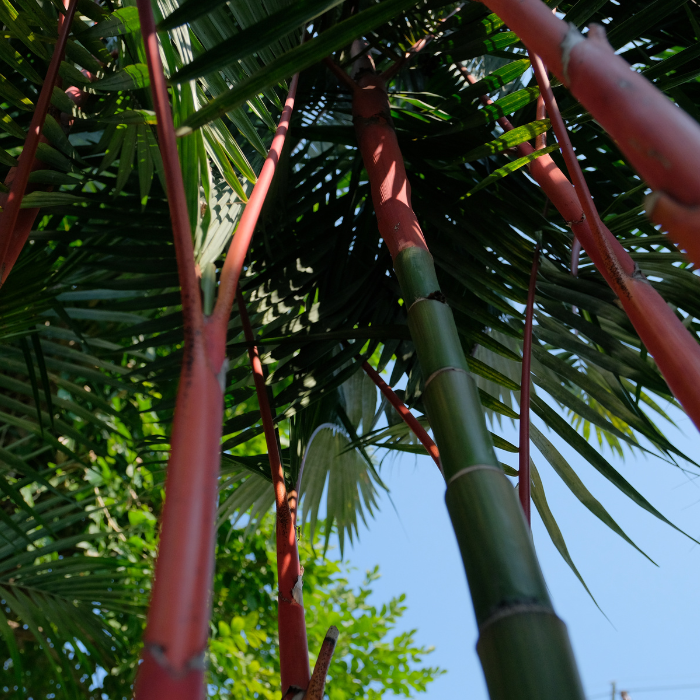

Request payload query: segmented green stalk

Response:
[340,45,586,698]
[394,248,585,700]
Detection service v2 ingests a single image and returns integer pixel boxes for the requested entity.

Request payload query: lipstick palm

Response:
[2,0,700,698]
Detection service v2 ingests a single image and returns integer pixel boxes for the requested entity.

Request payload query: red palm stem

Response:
[206,74,299,368]
[518,245,539,526]
[534,93,546,149]
[460,64,700,431]
[528,53,610,258]
[0,0,79,282]
[134,4,304,692]
[527,52,700,430]
[352,66,428,256]
[0,71,94,285]
[360,360,441,470]
[134,2,222,697]
[480,0,700,257]
[136,0,201,335]
[236,288,310,696]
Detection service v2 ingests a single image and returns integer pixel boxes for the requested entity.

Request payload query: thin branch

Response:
[528,51,616,263]
[380,36,432,82]
[533,70,573,274]
[381,5,463,83]
[237,287,291,535]
[94,487,127,542]
[360,360,441,471]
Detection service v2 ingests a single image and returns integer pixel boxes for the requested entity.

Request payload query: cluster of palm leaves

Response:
[1,0,699,693]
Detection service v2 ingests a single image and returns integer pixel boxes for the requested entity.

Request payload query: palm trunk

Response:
[348,61,585,700]
[134,2,221,696]
[134,2,304,694]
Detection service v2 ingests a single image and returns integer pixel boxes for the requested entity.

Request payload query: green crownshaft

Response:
[394,246,585,700]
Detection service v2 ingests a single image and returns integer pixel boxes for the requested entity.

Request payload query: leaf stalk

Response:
[360,359,441,470]
[480,0,700,255]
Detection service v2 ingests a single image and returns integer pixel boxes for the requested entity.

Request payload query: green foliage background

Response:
[2,420,441,698]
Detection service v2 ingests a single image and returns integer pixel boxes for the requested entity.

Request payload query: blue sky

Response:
[340,402,700,700]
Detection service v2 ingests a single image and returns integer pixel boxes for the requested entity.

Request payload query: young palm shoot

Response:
[305,626,340,700]
[325,45,585,700]
[239,295,347,696]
